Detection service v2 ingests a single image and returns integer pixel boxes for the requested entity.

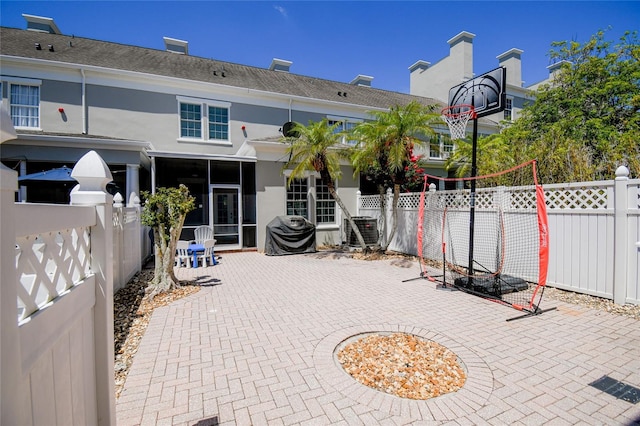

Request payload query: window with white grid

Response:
[286,177,308,218]
[178,96,230,143]
[10,83,40,128]
[504,97,513,121]
[328,116,360,145]
[429,133,453,159]
[315,178,335,224]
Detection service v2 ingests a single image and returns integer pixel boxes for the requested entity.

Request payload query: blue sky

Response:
[1,1,638,93]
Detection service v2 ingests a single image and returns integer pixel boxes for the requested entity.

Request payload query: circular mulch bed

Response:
[336,332,466,400]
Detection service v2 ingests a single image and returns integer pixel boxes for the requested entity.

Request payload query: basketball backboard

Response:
[447,67,506,118]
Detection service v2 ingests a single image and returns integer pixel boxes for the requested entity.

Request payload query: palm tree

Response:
[351,101,441,251]
[444,133,524,186]
[284,119,369,250]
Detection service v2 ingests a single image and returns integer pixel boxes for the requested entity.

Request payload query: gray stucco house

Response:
[2,14,544,253]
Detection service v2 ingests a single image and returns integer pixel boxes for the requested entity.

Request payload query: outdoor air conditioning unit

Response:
[344,216,378,246]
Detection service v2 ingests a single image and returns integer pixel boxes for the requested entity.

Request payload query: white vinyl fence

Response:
[1,150,145,426]
[358,166,640,306]
[112,193,143,292]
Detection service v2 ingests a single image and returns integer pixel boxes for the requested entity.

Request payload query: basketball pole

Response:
[467,115,478,287]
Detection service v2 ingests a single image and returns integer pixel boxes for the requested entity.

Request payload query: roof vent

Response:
[350,74,373,87]
[269,58,292,72]
[22,14,61,34]
[163,37,189,55]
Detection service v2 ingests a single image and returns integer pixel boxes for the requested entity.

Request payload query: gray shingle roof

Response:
[1,26,442,110]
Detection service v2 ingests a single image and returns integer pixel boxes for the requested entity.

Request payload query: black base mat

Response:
[454,274,529,296]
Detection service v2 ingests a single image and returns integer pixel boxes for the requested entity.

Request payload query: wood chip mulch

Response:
[336,332,466,400]
[114,268,200,398]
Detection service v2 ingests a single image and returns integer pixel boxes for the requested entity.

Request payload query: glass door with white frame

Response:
[210,186,241,248]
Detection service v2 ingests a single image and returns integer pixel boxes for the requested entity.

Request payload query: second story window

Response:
[429,133,454,160]
[328,116,360,145]
[208,106,229,140]
[180,103,201,138]
[178,96,230,143]
[504,97,513,121]
[10,83,40,128]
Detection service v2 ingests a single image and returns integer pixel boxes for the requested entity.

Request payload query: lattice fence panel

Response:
[360,195,380,210]
[507,186,538,210]
[545,185,609,210]
[398,193,421,209]
[16,227,91,322]
[475,190,495,209]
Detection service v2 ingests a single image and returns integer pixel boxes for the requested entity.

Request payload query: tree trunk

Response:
[377,185,386,247]
[148,223,181,298]
[381,183,400,252]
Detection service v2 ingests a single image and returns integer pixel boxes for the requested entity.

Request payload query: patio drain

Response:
[589,376,640,404]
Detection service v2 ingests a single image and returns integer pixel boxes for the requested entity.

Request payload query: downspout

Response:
[80,68,87,134]
[288,98,292,122]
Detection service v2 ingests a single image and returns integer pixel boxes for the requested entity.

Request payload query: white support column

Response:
[613,165,629,305]
[70,150,115,426]
[125,163,140,206]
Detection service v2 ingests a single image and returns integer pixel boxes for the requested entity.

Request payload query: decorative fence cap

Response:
[71,150,113,192]
[128,192,141,207]
[615,165,629,178]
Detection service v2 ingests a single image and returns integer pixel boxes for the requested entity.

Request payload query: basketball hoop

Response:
[441,104,476,140]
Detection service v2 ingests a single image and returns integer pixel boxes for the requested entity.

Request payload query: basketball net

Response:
[441,104,476,140]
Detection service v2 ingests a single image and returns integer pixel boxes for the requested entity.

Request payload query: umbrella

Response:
[18,166,77,184]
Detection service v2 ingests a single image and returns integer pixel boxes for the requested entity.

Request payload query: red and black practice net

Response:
[415,160,552,320]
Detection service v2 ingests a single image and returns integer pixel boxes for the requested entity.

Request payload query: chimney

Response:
[547,60,571,78]
[350,74,374,87]
[408,60,430,73]
[22,14,61,34]
[163,37,189,55]
[447,31,475,81]
[269,58,292,72]
[497,48,523,87]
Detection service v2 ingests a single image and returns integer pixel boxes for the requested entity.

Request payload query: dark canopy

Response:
[265,215,316,256]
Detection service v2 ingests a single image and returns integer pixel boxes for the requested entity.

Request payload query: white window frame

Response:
[315,177,337,226]
[285,175,309,219]
[177,96,231,145]
[7,78,42,130]
[282,172,339,228]
[327,115,362,146]
[504,97,513,121]
[429,133,454,160]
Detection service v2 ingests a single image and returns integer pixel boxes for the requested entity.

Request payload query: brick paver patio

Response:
[116,251,640,425]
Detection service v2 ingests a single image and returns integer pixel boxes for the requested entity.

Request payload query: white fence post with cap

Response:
[613,165,629,305]
[70,150,116,426]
